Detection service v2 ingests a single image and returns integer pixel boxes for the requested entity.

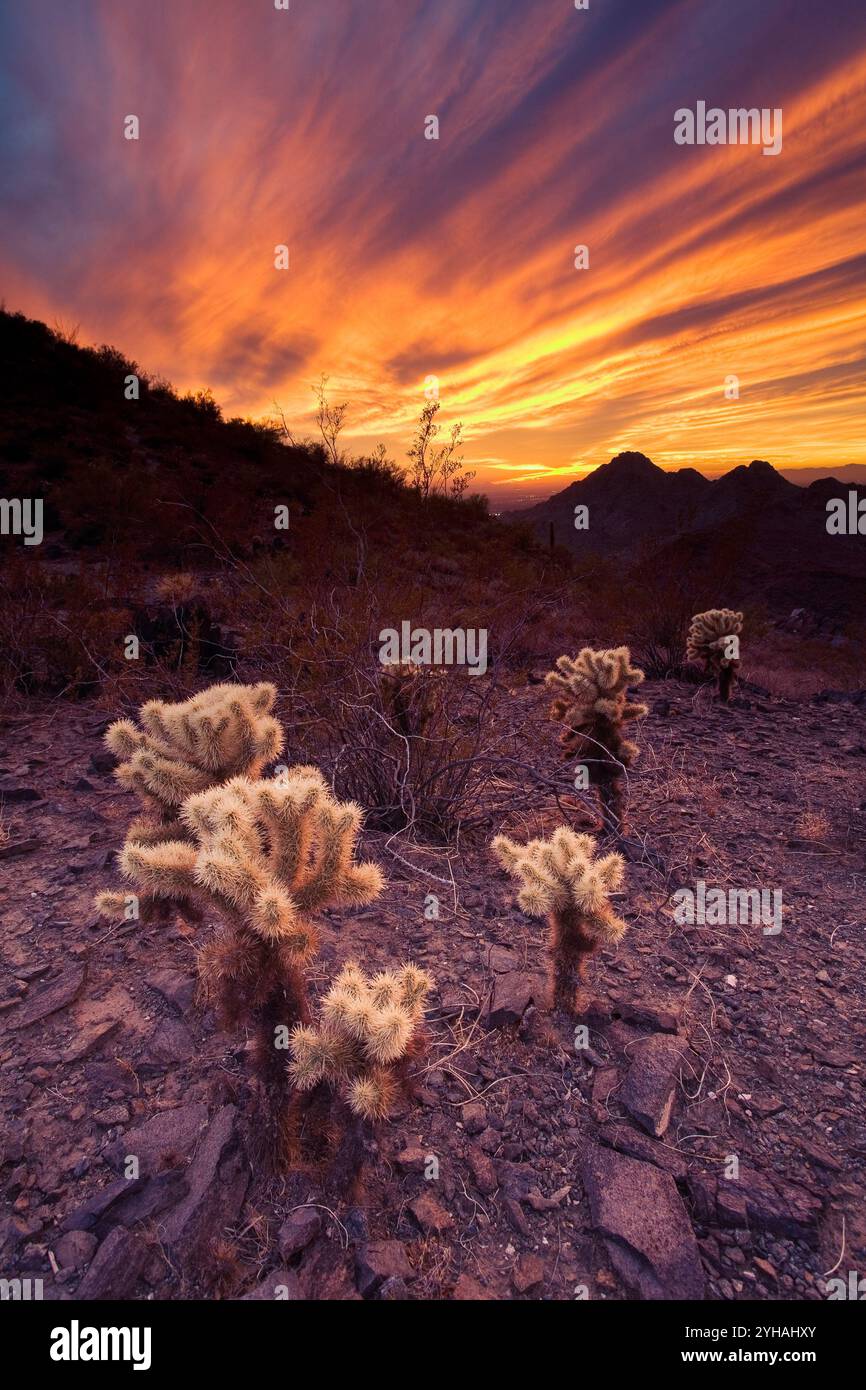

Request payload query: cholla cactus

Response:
[492,828,626,1015]
[96,766,384,1155]
[545,646,647,834]
[687,609,743,702]
[288,960,433,1120]
[104,682,285,843]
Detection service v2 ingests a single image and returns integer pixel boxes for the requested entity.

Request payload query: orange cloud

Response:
[1,0,864,495]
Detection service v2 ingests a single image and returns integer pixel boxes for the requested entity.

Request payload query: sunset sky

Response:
[2,0,865,502]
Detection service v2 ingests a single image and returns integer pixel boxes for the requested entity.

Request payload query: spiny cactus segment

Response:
[288,960,434,1120]
[105,682,285,831]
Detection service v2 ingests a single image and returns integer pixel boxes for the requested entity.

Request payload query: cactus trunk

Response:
[597,758,626,836]
[550,905,598,1013]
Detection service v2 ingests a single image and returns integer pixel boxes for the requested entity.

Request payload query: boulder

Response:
[512,1252,545,1295]
[104,1102,208,1176]
[74,1227,147,1300]
[620,1034,686,1137]
[485,971,545,1028]
[408,1192,454,1234]
[356,1240,415,1299]
[277,1207,322,1260]
[600,1124,688,1180]
[159,1105,250,1264]
[53,1230,98,1271]
[466,1146,498,1195]
[9,964,86,1030]
[145,1018,194,1068]
[582,1144,705,1300]
[145,969,196,1015]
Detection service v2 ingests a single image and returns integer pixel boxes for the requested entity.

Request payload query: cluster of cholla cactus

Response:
[492,828,627,1015]
[686,609,743,702]
[98,767,383,1141]
[545,646,647,834]
[94,683,436,1172]
[289,960,433,1118]
[288,959,433,1187]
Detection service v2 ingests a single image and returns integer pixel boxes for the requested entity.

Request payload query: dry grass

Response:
[743,626,866,699]
[794,809,832,842]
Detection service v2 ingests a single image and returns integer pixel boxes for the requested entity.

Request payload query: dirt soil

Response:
[2,677,865,1301]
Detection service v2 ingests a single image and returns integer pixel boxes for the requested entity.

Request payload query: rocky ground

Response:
[1,677,865,1301]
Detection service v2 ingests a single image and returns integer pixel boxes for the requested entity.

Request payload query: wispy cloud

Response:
[1,0,864,489]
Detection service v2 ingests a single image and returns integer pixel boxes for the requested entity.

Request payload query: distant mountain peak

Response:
[605,450,661,479]
[717,458,791,493]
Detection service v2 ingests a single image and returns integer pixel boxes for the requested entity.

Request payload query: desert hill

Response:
[511,452,866,621]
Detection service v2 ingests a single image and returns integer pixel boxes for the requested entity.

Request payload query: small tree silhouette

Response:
[313,375,348,467]
[406,400,474,498]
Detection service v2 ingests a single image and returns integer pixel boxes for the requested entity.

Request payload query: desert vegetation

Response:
[544,646,648,835]
[94,718,391,1163]
[288,960,434,1189]
[686,608,744,702]
[491,828,627,1015]
[2,311,865,1306]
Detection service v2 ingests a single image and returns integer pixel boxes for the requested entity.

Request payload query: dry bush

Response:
[310,651,505,841]
[0,555,132,701]
[274,584,554,844]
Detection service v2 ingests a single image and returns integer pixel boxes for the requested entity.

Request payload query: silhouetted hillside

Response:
[0,308,509,566]
[511,451,866,619]
[0,309,551,700]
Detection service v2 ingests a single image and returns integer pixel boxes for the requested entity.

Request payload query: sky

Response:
[1,0,865,503]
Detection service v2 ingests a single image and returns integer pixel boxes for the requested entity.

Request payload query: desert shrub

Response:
[628,586,694,678]
[264,584,539,842]
[334,662,495,839]
[0,557,132,701]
